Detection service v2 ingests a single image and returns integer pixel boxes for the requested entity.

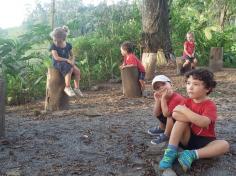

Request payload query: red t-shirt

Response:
[183,41,195,57]
[123,53,145,73]
[183,98,217,137]
[167,92,185,114]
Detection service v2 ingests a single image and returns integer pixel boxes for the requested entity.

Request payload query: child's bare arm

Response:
[174,105,211,127]
[160,89,171,117]
[172,111,189,122]
[153,92,161,117]
[51,50,66,61]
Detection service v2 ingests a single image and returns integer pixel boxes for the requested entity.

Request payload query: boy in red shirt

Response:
[148,75,185,144]
[182,32,197,70]
[120,41,146,91]
[159,69,229,172]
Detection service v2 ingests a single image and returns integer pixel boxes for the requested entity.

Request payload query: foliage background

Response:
[0,0,235,105]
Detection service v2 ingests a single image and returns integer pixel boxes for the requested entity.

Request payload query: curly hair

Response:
[185,68,217,95]
[120,41,134,53]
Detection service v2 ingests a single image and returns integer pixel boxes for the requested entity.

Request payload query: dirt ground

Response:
[0,66,236,176]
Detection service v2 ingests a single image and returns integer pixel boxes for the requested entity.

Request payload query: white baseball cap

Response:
[152,75,171,86]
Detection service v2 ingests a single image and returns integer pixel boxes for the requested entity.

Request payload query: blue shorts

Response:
[138,72,145,80]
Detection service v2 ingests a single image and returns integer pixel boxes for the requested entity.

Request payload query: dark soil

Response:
[0,65,236,176]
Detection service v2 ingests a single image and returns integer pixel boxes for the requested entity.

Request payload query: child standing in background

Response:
[49,26,83,97]
[182,32,197,69]
[120,41,146,92]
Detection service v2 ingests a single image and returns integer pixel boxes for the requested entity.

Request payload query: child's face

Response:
[186,34,194,42]
[153,81,172,94]
[186,76,210,101]
[120,47,128,56]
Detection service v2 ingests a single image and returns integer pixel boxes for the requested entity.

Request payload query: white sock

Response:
[194,150,199,159]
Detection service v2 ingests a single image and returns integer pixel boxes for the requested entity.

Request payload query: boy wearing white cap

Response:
[148,75,185,144]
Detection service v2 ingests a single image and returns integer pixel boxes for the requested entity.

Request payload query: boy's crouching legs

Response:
[159,121,191,170]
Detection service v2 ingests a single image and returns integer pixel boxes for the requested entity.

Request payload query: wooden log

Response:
[121,67,142,97]
[142,53,157,80]
[44,67,69,111]
[0,79,5,138]
[209,47,223,72]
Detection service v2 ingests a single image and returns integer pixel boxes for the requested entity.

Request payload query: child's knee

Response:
[184,60,190,64]
[223,140,230,152]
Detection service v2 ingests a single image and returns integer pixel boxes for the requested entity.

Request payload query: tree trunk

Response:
[51,0,56,30]
[141,0,173,79]
[121,67,142,98]
[219,5,227,30]
[45,67,69,111]
[0,79,5,138]
[209,47,223,72]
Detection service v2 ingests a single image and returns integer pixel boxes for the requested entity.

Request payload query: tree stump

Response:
[121,67,142,98]
[142,53,157,80]
[176,57,191,75]
[209,47,223,72]
[45,67,69,111]
[156,50,167,66]
[0,79,5,138]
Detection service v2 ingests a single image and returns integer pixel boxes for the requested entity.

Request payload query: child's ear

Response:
[206,88,212,94]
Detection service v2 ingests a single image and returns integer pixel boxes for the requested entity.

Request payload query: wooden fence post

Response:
[209,47,223,72]
[0,79,5,138]
[121,67,142,97]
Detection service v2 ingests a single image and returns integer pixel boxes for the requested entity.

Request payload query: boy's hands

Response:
[154,88,171,100]
[161,88,172,100]
[154,91,161,101]
[173,105,188,114]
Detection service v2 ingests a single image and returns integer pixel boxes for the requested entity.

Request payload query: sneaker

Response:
[159,147,178,170]
[151,133,169,145]
[178,150,197,172]
[147,126,164,136]
[64,87,76,97]
[74,88,84,97]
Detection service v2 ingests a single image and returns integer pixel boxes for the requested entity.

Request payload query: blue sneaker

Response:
[147,126,164,136]
[159,147,178,170]
[178,150,197,172]
[151,133,169,145]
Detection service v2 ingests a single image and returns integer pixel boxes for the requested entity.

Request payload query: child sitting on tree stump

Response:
[120,41,146,94]
[49,26,83,97]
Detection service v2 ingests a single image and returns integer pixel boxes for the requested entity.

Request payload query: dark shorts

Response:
[180,132,216,150]
[138,72,145,80]
[53,61,72,76]
[157,114,167,125]
[184,55,195,63]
